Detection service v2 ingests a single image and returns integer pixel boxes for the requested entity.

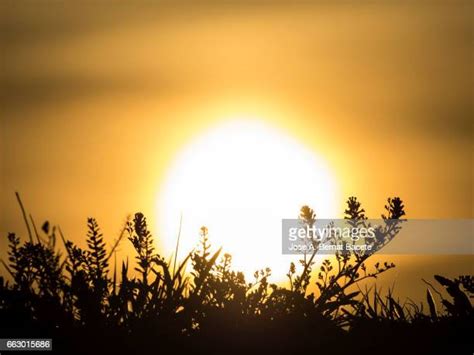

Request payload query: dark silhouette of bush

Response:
[0,195,472,355]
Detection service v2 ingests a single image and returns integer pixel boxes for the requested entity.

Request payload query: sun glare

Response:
[157,119,340,279]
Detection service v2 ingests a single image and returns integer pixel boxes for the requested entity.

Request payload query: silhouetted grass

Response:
[0,195,472,355]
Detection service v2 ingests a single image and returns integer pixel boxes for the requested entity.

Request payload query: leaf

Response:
[426,288,437,320]
[434,274,454,287]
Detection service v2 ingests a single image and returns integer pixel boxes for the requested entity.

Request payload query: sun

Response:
[157,118,340,279]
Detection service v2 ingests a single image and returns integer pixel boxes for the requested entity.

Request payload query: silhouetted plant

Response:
[283,196,402,326]
[127,213,156,287]
[431,275,472,317]
[0,193,472,355]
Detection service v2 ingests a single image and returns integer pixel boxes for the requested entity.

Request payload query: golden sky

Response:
[1,1,472,299]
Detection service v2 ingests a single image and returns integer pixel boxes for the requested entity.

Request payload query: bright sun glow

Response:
[157,119,340,279]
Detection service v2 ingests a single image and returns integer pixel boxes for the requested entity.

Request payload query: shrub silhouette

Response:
[0,195,472,355]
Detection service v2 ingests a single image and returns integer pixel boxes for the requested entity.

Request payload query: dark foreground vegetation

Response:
[0,196,472,354]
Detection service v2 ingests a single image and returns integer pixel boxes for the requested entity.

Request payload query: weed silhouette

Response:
[0,195,472,354]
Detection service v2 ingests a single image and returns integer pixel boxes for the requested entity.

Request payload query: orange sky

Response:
[1,1,472,299]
